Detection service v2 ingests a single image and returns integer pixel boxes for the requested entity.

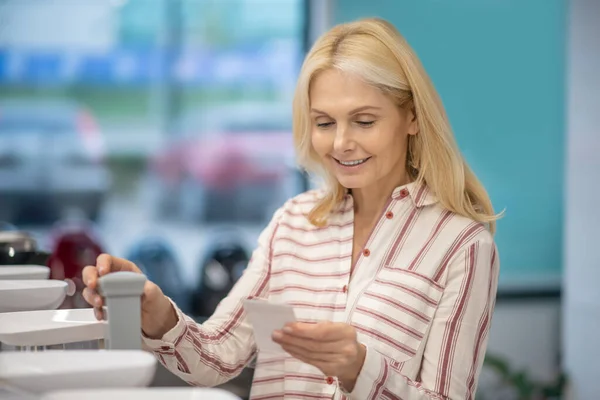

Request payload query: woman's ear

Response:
[407,107,419,136]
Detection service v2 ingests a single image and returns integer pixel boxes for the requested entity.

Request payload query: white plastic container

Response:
[42,388,241,400]
[0,280,67,313]
[0,265,50,280]
[0,350,157,394]
[0,308,105,349]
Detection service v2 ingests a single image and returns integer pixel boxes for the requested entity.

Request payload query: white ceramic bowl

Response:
[0,308,105,347]
[0,280,67,313]
[41,388,241,400]
[0,265,50,280]
[0,350,157,394]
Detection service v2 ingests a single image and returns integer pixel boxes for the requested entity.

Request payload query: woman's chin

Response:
[336,176,369,190]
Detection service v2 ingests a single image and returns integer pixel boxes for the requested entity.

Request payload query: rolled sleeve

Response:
[141,297,187,351]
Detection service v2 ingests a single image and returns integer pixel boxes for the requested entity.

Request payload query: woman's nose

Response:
[333,124,354,153]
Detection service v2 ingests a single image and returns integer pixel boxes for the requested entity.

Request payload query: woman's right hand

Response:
[82,253,179,339]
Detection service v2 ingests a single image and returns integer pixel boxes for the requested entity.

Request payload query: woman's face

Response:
[310,68,418,193]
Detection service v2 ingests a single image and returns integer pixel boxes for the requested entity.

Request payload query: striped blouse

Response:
[142,182,500,400]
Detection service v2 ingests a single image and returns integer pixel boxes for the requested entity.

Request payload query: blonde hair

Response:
[292,17,501,234]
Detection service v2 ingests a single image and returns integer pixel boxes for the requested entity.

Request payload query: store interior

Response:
[0,0,598,399]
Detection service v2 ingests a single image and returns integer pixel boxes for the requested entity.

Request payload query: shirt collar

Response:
[392,181,438,207]
[345,181,438,209]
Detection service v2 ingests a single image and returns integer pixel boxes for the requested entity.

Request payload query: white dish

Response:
[0,350,157,394]
[0,308,105,346]
[0,265,50,280]
[42,388,241,400]
[0,280,67,313]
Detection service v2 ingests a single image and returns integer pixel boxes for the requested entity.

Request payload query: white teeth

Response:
[338,158,369,166]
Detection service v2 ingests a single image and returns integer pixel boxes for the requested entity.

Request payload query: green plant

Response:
[477,354,567,400]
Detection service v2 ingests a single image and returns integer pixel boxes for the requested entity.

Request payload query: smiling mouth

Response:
[334,157,371,167]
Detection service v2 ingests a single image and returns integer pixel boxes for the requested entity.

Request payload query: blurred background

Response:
[0,0,597,399]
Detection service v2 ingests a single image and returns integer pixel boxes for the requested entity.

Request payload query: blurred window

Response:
[0,0,307,318]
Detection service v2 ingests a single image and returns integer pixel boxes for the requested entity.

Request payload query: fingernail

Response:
[272,330,283,340]
[283,326,293,333]
[94,297,102,307]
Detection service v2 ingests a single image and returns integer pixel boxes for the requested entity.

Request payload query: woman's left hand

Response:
[272,321,366,391]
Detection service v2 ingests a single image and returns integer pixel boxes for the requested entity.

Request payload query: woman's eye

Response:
[316,122,334,128]
[356,121,375,127]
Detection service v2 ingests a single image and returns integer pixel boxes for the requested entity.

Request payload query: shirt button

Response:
[326,376,334,385]
[385,211,394,219]
[400,188,409,198]
[342,284,348,293]
[363,248,371,257]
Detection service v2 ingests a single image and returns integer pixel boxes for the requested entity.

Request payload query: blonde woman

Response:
[83,17,500,400]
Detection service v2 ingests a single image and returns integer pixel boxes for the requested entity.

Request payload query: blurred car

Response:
[147,102,295,222]
[47,216,105,309]
[0,230,50,266]
[125,235,191,314]
[190,228,250,318]
[0,99,111,224]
